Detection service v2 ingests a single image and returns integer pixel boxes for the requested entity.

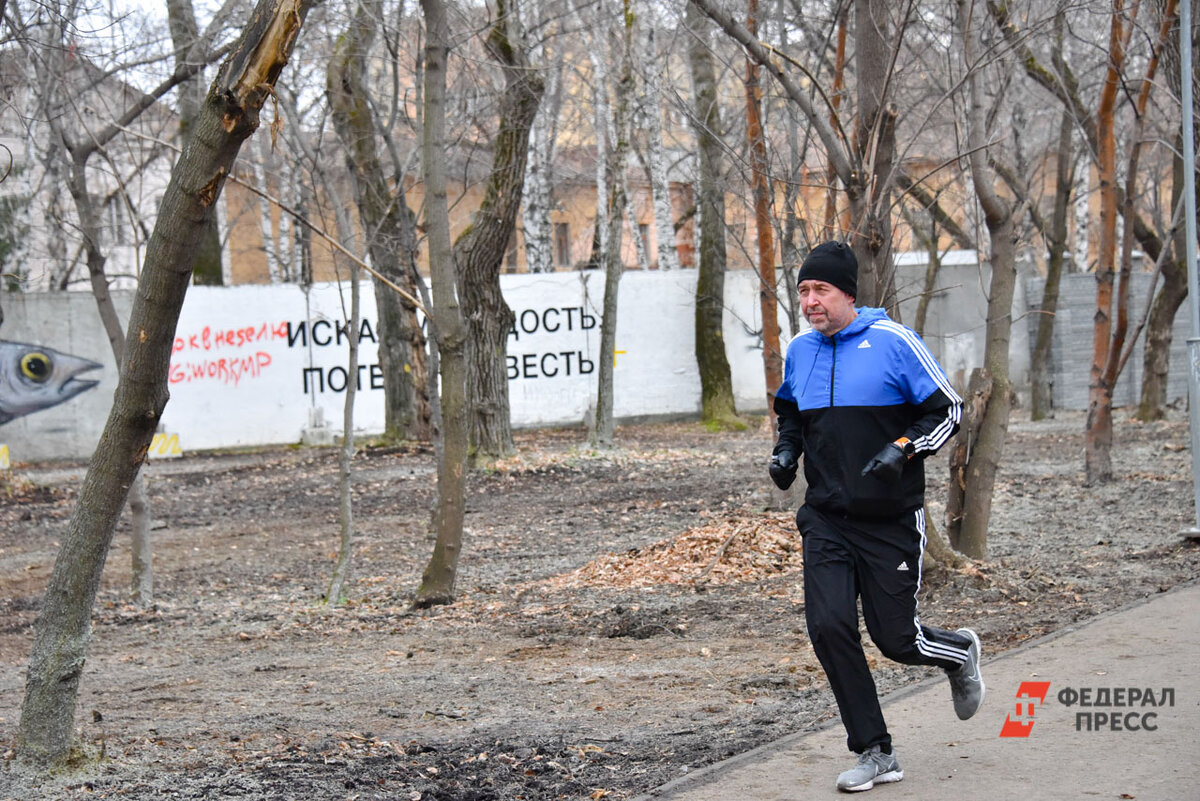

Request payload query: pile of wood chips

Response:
[546,513,803,590]
[490,445,736,475]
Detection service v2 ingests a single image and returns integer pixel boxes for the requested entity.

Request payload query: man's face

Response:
[799,279,857,336]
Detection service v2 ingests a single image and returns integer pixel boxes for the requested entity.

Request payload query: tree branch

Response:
[895,169,976,250]
[687,0,855,188]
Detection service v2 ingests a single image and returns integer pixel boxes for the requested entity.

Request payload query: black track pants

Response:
[797,504,972,754]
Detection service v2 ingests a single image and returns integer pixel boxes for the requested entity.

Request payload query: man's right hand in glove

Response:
[769,450,798,490]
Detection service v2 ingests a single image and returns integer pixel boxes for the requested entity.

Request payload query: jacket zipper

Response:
[829,336,837,407]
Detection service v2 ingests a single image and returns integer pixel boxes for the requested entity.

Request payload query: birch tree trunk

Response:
[17,0,313,766]
[626,201,649,271]
[589,2,634,448]
[588,49,610,270]
[641,27,680,272]
[522,60,562,273]
[456,0,543,465]
[252,136,283,283]
[414,0,470,608]
[1074,164,1091,272]
[687,0,739,428]
[278,156,299,282]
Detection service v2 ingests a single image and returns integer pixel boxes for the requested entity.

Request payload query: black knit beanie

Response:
[798,241,858,299]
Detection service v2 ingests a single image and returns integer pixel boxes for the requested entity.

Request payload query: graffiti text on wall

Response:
[169,318,387,394]
[287,318,384,395]
[171,321,288,387]
[173,322,290,353]
[170,352,273,386]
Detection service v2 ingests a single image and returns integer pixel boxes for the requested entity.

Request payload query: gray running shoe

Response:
[948,627,986,720]
[836,745,903,792]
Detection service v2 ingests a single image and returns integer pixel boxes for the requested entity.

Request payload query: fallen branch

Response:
[695,523,746,586]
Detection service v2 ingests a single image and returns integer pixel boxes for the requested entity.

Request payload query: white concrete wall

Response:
[1,270,782,461]
[893,251,1031,400]
[10,259,1160,464]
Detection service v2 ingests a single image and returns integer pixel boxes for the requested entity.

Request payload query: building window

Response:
[554,222,570,268]
[108,199,127,245]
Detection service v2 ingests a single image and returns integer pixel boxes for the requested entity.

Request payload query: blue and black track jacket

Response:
[773,307,962,520]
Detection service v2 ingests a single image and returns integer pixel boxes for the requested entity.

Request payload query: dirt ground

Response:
[0,409,1197,800]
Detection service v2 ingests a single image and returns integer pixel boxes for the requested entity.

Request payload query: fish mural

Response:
[0,340,102,425]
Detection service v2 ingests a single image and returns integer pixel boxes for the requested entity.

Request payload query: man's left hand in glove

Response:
[860,438,912,484]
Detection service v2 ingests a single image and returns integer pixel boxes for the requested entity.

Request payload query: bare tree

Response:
[16,0,314,767]
[1137,0,1196,420]
[325,219,361,605]
[989,0,1185,444]
[320,2,388,605]
[326,0,433,444]
[14,0,231,606]
[687,0,739,429]
[589,0,635,447]
[456,0,544,465]
[413,0,470,608]
[773,14,809,335]
[638,23,681,272]
[902,201,949,337]
[690,0,909,310]
[823,3,850,235]
[744,0,781,418]
[1083,0,1133,483]
[166,0,240,285]
[1029,108,1076,420]
[946,0,1023,559]
[1086,0,1175,483]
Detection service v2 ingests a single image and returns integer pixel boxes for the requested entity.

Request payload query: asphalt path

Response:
[635,582,1198,801]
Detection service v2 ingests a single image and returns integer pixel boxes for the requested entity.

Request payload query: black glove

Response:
[769,450,798,490]
[861,443,907,484]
